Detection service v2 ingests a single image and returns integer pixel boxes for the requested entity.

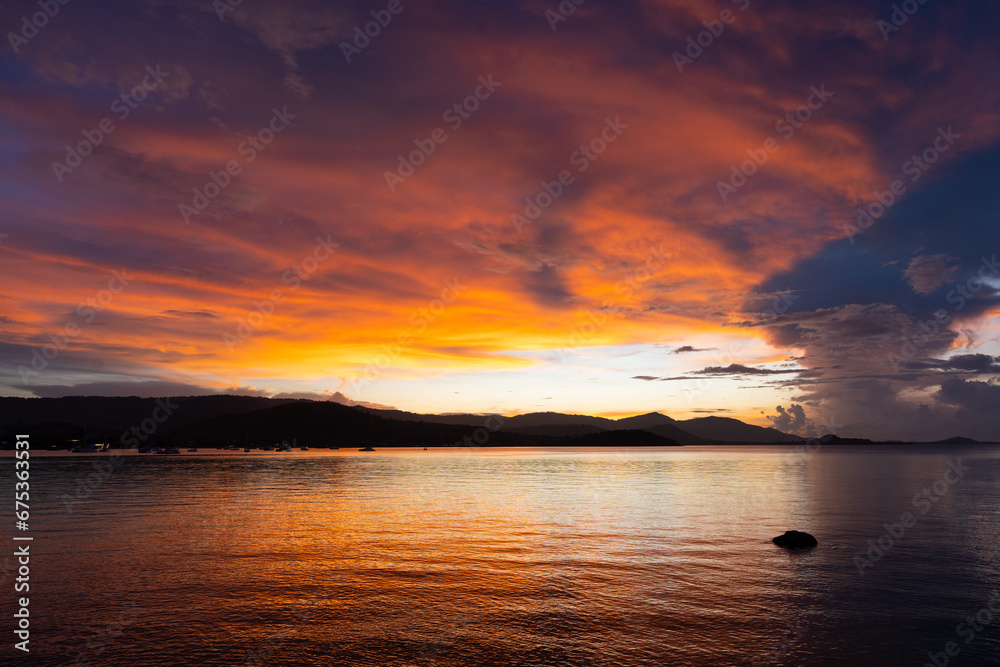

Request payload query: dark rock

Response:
[772,530,817,549]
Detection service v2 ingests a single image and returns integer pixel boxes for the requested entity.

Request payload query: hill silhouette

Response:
[4,395,984,448]
[675,416,801,443]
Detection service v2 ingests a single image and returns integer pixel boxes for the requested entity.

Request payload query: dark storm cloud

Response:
[902,354,1000,374]
[752,146,1000,322]
[937,378,1000,415]
[739,137,1000,440]
[741,304,960,365]
[768,404,810,435]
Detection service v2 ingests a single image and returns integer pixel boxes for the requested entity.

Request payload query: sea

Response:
[5,445,1000,666]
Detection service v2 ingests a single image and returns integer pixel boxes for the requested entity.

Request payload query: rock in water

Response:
[772,530,818,548]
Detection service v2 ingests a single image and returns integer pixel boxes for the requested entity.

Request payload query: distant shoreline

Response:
[4,442,998,456]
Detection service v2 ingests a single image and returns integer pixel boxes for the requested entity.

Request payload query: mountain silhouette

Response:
[2,395,986,448]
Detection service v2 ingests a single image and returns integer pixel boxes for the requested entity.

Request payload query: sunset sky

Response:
[1,0,999,440]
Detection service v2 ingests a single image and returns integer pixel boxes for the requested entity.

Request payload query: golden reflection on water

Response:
[14,446,1000,666]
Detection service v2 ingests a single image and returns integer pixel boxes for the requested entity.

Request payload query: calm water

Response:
[6,446,1000,666]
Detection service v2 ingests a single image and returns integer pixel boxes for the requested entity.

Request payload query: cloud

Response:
[2,0,1000,439]
[937,378,1000,415]
[693,364,801,376]
[748,303,959,367]
[29,380,228,398]
[161,310,221,320]
[738,303,1000,440]
[934,379,1000,441]
[222,0,354,98]
[738,302,981,439]
[523,263,573,307]
[902,353,1000,374]
[903,254,958,295]
[767,404,811,435]
[23,381,398,411]
[267,390,393,409]
[323,391,395,410]
[739,142,1000,440]
[631,364,801,383]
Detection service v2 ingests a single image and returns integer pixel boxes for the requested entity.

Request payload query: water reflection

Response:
[11,446,1000,665]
